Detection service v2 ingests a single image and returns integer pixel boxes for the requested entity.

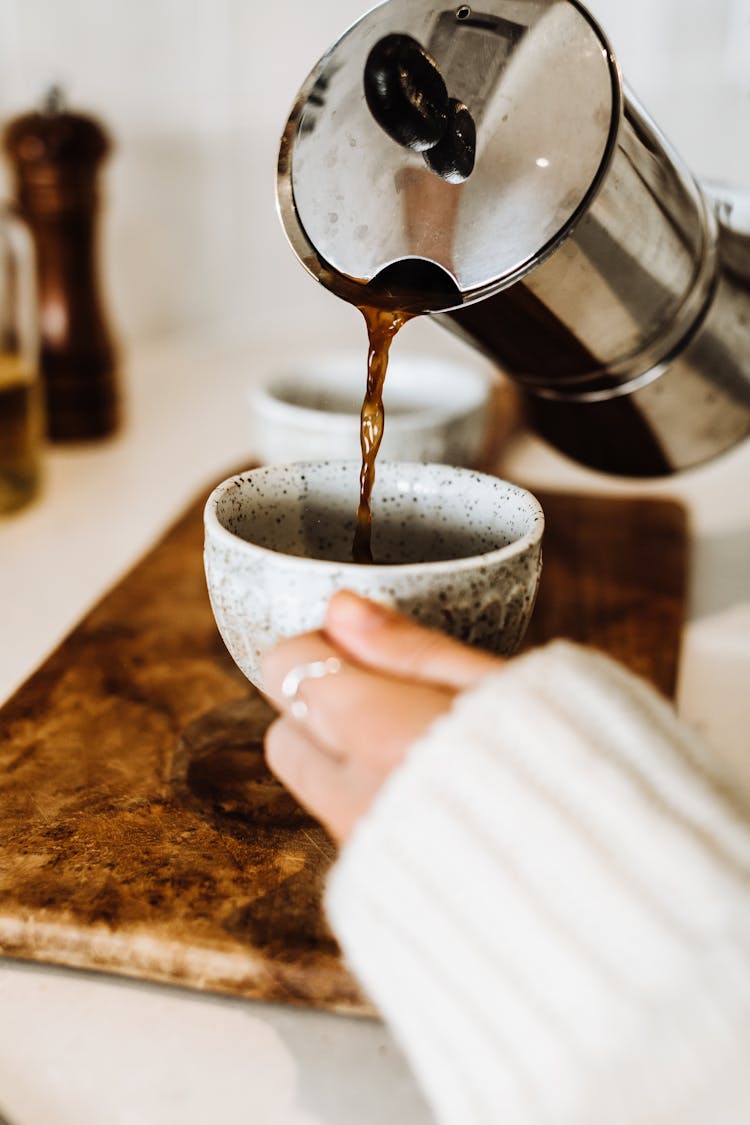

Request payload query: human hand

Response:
[261,590,501,842]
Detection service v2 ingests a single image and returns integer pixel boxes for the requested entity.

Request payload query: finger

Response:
[265,717,382,842]
[262,630,348,737]
[325,590,501,690]
[263,630,453,769]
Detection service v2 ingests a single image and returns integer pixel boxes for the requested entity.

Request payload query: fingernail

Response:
[329,589,392,630]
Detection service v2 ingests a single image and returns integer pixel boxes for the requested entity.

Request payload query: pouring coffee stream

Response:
[352,305,414,564]
[352,251,467,563]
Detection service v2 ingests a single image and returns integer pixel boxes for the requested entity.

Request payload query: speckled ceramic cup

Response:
[247,351,494,466]
[204,461,544,690]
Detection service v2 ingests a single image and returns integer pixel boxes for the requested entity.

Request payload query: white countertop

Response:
[1,337,749,1125]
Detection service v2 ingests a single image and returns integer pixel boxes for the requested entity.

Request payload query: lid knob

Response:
[364,33,476,183]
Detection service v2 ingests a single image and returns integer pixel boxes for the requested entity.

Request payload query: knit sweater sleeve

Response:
[325,641,750,1125]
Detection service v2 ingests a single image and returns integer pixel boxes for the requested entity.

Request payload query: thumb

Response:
[324,590,500,690]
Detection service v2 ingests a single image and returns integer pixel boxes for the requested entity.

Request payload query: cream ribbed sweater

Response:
[326,642,750,1125]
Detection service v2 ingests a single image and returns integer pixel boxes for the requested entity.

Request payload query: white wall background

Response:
[1,0,748,352]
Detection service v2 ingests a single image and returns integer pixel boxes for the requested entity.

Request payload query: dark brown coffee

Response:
[352,305,414,563]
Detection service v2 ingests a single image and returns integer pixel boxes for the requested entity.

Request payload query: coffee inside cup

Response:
[213,462,536,567]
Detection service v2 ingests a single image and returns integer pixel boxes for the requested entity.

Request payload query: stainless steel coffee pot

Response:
[277,0,750,476]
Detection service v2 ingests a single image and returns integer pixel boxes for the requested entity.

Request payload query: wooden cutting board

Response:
[0,476,687,1015]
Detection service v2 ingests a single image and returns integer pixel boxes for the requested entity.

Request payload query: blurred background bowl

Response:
[248,350,496,466]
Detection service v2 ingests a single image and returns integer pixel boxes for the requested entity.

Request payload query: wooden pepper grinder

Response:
[3,88,120,441]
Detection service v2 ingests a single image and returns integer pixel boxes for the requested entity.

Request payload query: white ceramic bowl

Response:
[204,460,544,691]
[248,351,494,466]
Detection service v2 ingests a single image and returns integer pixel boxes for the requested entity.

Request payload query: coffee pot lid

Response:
[278,0,621,311]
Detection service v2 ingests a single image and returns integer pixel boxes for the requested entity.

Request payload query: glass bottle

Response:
[0,205,43,513]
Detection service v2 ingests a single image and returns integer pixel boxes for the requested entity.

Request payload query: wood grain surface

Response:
[522,490,688,697]
[0,475,687,1013]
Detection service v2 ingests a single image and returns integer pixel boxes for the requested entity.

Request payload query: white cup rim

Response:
[204,461,544,576]
[247,352,493,431]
